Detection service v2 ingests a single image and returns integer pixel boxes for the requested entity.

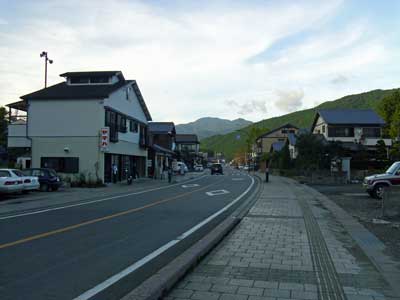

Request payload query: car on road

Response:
[23,168,62,192]
[173,162,188,174]
[211,163,223,175]
[0,169,24,194]
[194,164,204,172]
[243,165,249,171]
[10,169,40,193]
[363,161,400,199]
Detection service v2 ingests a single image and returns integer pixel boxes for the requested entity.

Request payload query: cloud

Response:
[274,89,304,112]
[331,74,349,84]
[226,99,267,115]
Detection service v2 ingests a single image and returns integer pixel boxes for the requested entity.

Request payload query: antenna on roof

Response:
[40,51,53,88]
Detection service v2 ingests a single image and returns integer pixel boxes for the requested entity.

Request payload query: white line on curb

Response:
[0,175,208,220]
[73,175,255,300]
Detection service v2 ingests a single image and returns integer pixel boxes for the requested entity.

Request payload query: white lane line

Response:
[0,175,208,220]
[73,175,255,300]
[206,190,230,196]
[181,184,200,188]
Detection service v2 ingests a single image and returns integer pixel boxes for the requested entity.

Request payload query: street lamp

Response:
[40,51,53,88]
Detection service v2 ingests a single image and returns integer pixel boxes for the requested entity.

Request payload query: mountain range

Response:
[200,88,399,160]
[175,117,252,139]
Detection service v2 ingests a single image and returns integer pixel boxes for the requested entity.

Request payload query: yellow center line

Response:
[0,179,224,250]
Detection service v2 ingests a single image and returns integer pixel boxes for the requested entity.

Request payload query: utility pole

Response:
[40,51,53,88]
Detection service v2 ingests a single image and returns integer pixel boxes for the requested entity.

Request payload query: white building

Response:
[7,71,152,183]
[310,109,392,149]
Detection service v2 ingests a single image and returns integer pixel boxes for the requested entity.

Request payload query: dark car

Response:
[211,163,223,175]
[23,168,62,191]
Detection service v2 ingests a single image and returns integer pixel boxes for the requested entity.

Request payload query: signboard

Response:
[100,127,109,152]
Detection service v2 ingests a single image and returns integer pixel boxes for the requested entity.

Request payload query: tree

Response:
[278,143,291,169]
[376,139,388,160]
[0,107,8,147]
[379,90,400,139]
[296,133,324,171]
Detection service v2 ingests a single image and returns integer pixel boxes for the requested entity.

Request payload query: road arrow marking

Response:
[206,189,230,196]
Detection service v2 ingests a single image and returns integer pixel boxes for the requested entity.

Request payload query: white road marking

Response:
[206,190,230,196]
[181,184,200,188]
[73,175,255,300]
[0,175,208,220]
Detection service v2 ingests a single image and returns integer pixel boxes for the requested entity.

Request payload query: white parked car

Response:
[194,164,204,172]
[10,169,40,193]
[173,162,188,174]
[0,169,24,194]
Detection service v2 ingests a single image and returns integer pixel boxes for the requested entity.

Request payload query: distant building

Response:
[7,71,152,183]
[255,123,299,156]
[147,122,176,179]
[310,109,392,151]
[175,134,200,169]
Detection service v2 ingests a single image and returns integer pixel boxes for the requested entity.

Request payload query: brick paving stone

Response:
[219,293,248,300]
[254,281,279,289]
[229,279,254,287]
[191,291,220,300]
[184,282,211,291]
[237,286,264,296]
[263,288,291,298]
[211,284,238,294]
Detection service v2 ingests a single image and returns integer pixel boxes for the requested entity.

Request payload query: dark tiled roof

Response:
[175,134,199,143]
[258,123,299,139]
[317,109,385,125]
[148,122,176,134]
[21,80,130,100]
[60,71,121,77]
[20,78,152,121]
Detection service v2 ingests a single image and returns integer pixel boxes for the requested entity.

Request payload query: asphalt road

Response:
[0,167,256,300]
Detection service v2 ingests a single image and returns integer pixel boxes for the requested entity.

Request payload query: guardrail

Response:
[381,185,400,217]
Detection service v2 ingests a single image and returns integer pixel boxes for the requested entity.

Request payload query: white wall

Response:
[7,124,31,147]
[28,99,104,137]
[105,84,148,123]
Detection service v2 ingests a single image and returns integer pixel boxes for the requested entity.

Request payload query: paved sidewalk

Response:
[0,171,205,216]
[164,175,399,300]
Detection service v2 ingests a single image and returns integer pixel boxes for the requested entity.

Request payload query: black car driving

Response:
[211,163,223,175]
[23,168,62,191]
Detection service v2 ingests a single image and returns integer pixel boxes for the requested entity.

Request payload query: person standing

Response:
[112,163,118,183]
[265,164,269,183]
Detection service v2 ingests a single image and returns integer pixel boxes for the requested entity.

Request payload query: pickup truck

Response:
[363,161,400,199]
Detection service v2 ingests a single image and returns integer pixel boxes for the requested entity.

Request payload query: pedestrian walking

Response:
[265,165,269,183]
[112,163,118,183]
[180,162,185,176]
[168,165,172,183]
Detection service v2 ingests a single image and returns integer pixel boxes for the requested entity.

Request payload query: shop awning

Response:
[151,144,175,157]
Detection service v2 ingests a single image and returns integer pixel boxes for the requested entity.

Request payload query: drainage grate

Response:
[298,196,347,300]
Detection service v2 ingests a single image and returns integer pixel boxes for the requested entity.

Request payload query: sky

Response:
[0,0,400,124]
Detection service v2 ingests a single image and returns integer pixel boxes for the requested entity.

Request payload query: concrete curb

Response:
[121,174,262,300]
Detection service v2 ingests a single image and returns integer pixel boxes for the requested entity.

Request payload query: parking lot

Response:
[311,183,400,262]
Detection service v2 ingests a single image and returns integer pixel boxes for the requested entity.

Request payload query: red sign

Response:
[100,127,109,151]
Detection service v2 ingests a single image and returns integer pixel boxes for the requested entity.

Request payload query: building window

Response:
[322,125,326,133]
[41,157,79,173]
[90,76,109,83]
[363,127,381,138]
[117,114,127,133]
[105,110,118,142]
[70,77,89,84]
[281,129,287,134]
[129,120,138,133]
[328,127,354,137]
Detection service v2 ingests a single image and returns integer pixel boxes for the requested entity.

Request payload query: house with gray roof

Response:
[7,71,152,183]
[310,109,392,150]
